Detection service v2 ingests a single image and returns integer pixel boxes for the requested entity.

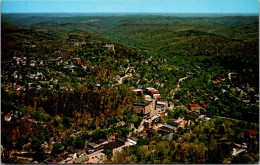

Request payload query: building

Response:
[144,95,152,100]
[168,101,174,110]
[104,138,130,156]
[86,139,108,154]
[133,101,153,116]
[4,114,11,122]
[127,137,138,146]
[184,111,200,122]
[143,132,148,138]
[130,123,135,129]
[189,104,202,112]
[133,89,143,96]
[157,124,176,133]
[108,135,116,142]
[103,44,115,51]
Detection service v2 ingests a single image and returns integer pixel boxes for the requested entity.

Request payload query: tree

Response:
[64,135,74,151]
[74,137,85,149]
[63,117,72,129]
[51,142,63,158]
[31,137,45,162]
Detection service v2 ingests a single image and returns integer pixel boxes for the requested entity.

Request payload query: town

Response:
[1,13,259,164]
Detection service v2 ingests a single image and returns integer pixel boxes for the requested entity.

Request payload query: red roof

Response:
[131,123,134,125]
[110,135,115,139]
[203,104,207,107]
[136,79,140,83]
[190,107,196,111]
[189,104,200,107]
[15,85,21,89]
[160,112,164,116]
[143,132,148,136]
[245,130,256,136]
[150,90,160,95]
[5,114,11,118]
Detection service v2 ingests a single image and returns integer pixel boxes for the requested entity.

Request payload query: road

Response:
[171,76,188,96]
[118,73,132,85]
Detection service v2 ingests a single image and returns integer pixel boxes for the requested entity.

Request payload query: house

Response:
[168,101,174,110]
[41,141,48,148]
[149,89,160,96]
[173,118,185,129]
[29,44,36,48]
[245,130,256,138]
[204,117,211,122]
[184,111,200,122]
[153,94,161,99]
[29,63,35,67]
[14,85,21,90]
[104,138,130,156]
[127,137,138,146]
[108,135,116,142]
[189,104,202,113]
[136,78,140,84]
[4,114,11,122]
[189,104,201,110]
[14,73,18,79]
[133,89,143,96]
[130,123,135,129]
[144,95,152,101]
[103,44,115,51]
[143,132,148,138]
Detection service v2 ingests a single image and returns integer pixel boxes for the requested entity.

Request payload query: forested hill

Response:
[2,14,259,89]
[2,14,259,27]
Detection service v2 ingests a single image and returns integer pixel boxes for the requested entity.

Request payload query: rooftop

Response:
[105,140,124,150]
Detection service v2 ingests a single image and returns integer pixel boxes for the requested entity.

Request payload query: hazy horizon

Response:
[1,12,259,18]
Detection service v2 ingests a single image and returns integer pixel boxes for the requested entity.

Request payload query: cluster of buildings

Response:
[43,136,138,164]
[131,87,211,140]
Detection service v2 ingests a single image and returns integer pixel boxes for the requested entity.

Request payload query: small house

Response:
[103,44,115,51]
[4,114,11,122]
[127,137,138,146]
[184,111,200,122]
